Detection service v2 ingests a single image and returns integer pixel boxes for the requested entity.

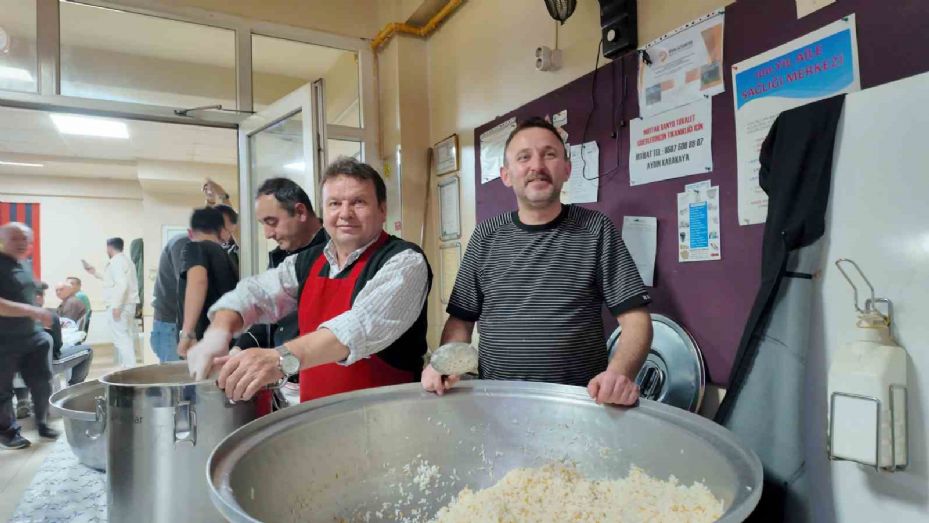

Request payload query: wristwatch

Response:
[178,330,197,342]
[275,345,300,379]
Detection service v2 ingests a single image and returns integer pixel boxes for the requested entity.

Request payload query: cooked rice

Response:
[430,462,723,523]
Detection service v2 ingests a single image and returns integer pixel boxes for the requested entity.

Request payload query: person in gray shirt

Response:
[150,233,190,362]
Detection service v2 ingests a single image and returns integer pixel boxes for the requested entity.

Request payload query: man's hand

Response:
[421,364,460,396]
[111,307,121,321]
[215,348,283,401]
[81,259,97,276]
[31,307,53,329]
[587,369,639,406]
[186,328,232,380]
[177,336,195,358]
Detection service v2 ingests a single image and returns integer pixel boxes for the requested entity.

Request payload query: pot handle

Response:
[85,396,107,441]
[174,401,197,446]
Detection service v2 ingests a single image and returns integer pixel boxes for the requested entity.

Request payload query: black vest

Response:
[293,235,432,376]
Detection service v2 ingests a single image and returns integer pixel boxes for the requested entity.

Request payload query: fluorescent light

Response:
[0,66,33,83]
[50,113,129,139]
[284,161,305,171]
[0,160,44,168]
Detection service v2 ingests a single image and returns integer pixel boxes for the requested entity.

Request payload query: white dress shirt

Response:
[208,237,429,366]
[103,252,139,308]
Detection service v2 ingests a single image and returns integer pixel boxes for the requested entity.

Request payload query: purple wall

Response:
[472,0,929,384]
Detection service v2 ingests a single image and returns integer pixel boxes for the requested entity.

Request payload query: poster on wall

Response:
[677,181,721,262]
[637,10,725,119]
[629,98,713,186]
[479,117,516,184]
[564,141,599,204]
[733,15,860,225]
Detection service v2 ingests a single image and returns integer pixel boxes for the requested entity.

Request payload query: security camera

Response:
[535,46,562,72]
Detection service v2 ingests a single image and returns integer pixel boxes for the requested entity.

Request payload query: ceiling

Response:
[0,105,235,180]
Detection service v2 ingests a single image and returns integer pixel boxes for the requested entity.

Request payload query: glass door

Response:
[237,82,322,277]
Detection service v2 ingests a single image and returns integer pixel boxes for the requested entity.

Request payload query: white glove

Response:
[187,329,233,380]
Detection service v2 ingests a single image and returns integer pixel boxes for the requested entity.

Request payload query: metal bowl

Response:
[209,381,761,522]
[48,379,107,471]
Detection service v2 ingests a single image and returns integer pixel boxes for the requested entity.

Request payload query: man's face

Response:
[255,194,309,252]
[500,127,571,209]
[322,175,386,255]
[106,246,116,258]
[66,278,82,291]
[35,291,45,307]
[2,227,30,259]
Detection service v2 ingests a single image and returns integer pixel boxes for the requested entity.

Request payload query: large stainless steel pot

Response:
[101,362,258,523]
[209,381,762,522]
[48,379,107,471]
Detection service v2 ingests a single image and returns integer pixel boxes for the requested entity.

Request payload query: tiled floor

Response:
[0,344,120,523]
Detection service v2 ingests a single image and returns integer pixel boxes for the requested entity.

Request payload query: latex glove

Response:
[421,364,460,396]
[587,369,639,406]
[187,328,232,380]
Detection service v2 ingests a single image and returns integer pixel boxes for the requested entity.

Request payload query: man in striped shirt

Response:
[423,117,653,406]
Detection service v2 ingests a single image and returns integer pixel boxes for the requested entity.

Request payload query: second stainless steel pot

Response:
[100,362,258,523]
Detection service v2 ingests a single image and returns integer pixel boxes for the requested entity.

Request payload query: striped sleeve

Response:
[596,214,651,316]
[446,221,490,322]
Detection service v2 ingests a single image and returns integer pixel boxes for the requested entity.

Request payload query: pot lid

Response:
[607,313,705,412]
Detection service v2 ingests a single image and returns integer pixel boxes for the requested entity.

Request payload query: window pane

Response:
[252,34,360,127]
[60,2,236,108]
[327,138,362,161]
[249,110,305,257]
[0,0,38,93]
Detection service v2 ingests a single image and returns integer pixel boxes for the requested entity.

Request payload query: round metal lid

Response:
[608,313,706,412]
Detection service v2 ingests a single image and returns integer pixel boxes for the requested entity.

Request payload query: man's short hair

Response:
[36,281,48,292]
[66,276,82,288]
[214,204,238,225]
[503,116,569,163]
[256,177,315,217]
[190,206,226,235]
[106,237,124,251]
[322,157,387,205]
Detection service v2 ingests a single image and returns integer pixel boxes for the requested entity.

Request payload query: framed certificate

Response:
[439,242,461,304]
[438,175,461,241]
[434,134,460,176]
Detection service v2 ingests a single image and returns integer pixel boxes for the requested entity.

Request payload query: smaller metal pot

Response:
[48,379,107,471]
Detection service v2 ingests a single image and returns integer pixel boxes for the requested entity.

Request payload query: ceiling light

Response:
[284,161,305,171]
[0,66,33,83]
[50,113,129,139]
[0,160,44,167]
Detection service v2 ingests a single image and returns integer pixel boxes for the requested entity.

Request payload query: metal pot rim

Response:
[49,379,105,422]
[99,361,213,388]
[207,380,763,523]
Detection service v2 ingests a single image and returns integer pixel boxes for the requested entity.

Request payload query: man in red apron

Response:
[186,158,431,405]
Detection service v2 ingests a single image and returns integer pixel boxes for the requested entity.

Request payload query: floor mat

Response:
[10,439,106,522]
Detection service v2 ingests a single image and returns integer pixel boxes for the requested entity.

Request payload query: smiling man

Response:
[186,158,431,405]
[422,117,653,406]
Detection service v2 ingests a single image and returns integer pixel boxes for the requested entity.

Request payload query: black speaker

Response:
[597,0,637,59]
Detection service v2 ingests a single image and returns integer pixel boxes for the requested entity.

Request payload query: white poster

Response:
[733,15,859,225]
[678,182,721,262]
[638,10,725,118]
[564,141,599,204]
[480,117,516,184]
[622,216,657,286]
[629,98,713,186]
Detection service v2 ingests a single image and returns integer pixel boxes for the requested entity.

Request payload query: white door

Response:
[237,81,323,277]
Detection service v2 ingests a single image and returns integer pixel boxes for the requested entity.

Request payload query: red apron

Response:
[297,232,415,403]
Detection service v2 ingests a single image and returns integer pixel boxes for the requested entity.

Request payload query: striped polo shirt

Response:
[447,205,650,386]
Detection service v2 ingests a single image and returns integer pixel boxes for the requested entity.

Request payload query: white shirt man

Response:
[86,237,139,367]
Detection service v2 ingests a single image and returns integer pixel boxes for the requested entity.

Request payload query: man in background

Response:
[214,204,240,273]
[55,280,87,324]
[84,237,139,368]
[65,276,92,330]
[151,233,190,362]
[176,207,239,358]
[0,222,58,449]
[36,283,93,386]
